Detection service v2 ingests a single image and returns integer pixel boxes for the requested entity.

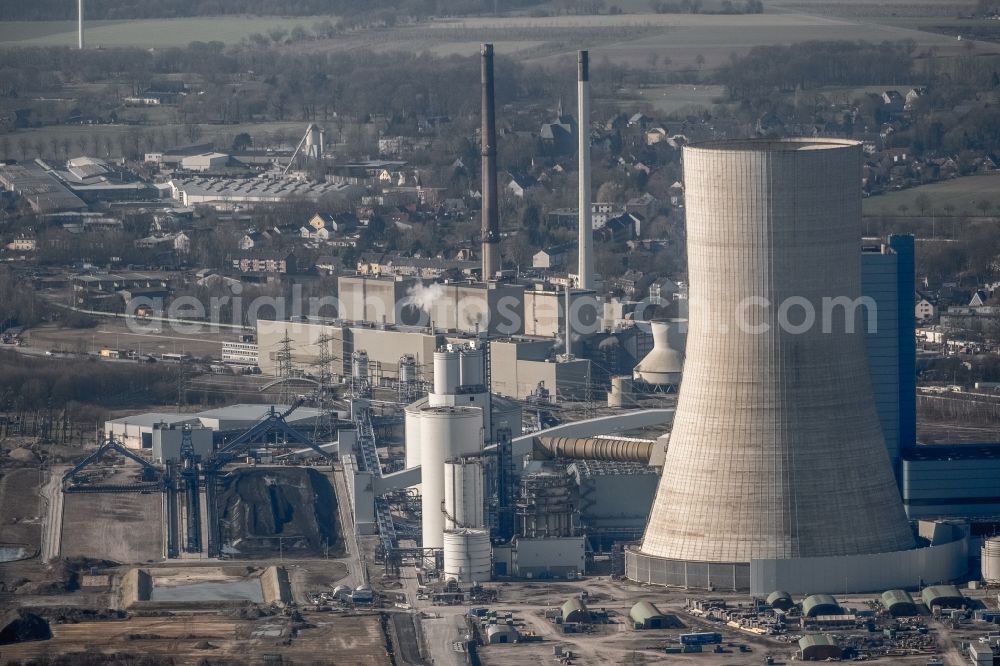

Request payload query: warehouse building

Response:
[168,176,362,208]
[105,404,328,450]
[799,634,842,661]
[561,597,590,624]
[629,601,669,629]
[766,591,794,611]
[921,585,964,610]
[802,594,842,618]
[881,589,918,617]
[0,163,87,213]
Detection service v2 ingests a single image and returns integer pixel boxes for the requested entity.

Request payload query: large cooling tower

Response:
[638,139,915,570]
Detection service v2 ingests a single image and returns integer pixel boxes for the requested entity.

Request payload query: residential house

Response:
[232,251,296,274]
[240,231,265,250]
[668,181,684,207]
[626,193,659,220]
[881,90,905,114]
[595,213,640,243]
[313,211,359,234]
[649,277,679,305]
[300,225,331,241]
[628,113,652,128]
[5,235,37,251]
[645,127,668,145]
[533,245,570,270]
[904,87,926,111]
[606,269,654,300]
[970,290,990,307]
[540,101,578,156]
[916,295,937,322]
[506,173,537,199]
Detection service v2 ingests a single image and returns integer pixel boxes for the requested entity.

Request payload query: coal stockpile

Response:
[216,468,337,558]
[0,610,52,644]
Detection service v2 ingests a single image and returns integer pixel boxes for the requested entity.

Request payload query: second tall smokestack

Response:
[481,44,500,282]
[78,0,85,50]
[577,50,593,290]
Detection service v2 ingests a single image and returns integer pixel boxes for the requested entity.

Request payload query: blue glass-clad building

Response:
[861,234,916,481]
[863,234,1000,522]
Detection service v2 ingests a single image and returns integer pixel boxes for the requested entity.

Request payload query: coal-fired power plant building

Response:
[627,139,967,594]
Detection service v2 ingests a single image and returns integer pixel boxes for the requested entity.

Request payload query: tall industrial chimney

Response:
[78,0,85,50]
[480,43,500,282]
[577,50,593,290]
[629,139,916,589]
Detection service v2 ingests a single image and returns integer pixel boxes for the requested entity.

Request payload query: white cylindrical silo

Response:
[433,349,460,395]
[420,406,483,551]
[404,404,423,470]
[459,346,484,388]
[983,537,1000,583]
[633,319,686,387]
[443,528,491,583]
[444,457,485,530]
[607,375,633,407]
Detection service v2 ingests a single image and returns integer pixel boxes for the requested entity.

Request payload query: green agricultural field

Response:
[0,16,336,48]
[603,83,727,114]
[863,175,1000,217]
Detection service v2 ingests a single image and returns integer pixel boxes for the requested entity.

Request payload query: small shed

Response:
[561,597,590,624]
[802,594,841,618]
[629,601,667,629]
[766,590,794,611]
[799,634,842,661]
[921,585,963,609]
[485,624,519,644]
[881,589,918,617]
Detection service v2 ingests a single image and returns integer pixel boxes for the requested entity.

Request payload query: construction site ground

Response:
[60,490,164,563]
[0,467,43,560]
[0,611,391,666]
[19,320,234,359]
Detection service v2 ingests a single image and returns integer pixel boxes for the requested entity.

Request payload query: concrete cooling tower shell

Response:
[638,139,915,569]
[633,319,686,386]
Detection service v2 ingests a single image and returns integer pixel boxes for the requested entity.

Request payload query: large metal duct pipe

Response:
[534,436,653,463]
[637,139,915,568]
[577,50,593,289]
[480,43,500,281]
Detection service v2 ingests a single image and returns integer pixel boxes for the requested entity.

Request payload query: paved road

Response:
[330,465,363,588]
[40,466,65,563]
[421,610,469,666]
[932,619,968,666]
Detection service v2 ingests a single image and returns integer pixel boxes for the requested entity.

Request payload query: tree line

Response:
[3,0,545,20]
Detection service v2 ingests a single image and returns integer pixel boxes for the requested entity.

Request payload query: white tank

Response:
[352,350,369,381]
[442,528,491,583]
[459,346,484,388]
[607,375,633,407]
[983,537,1000,583]
[404,404,423,470]
[419,406,483,550]
[444,457,485,530]
[433,349,460,395]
